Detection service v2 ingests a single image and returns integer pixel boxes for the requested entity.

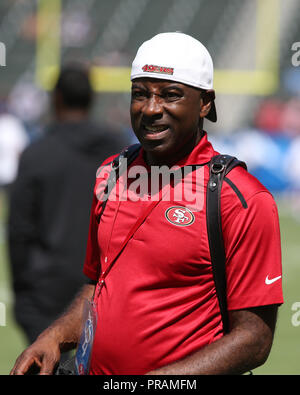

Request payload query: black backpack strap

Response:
[206,154,247,334]
[97,143,141,222]
[110,143,142,173]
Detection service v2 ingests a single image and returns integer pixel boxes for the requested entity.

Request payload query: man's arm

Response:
[10,283,95,375]
[146,304,278,375]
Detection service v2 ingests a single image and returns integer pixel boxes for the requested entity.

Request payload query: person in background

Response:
[8,64,126,346]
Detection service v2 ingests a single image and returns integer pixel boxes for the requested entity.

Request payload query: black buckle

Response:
[211,163,225,174]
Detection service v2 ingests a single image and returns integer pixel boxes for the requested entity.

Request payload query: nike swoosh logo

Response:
[265,275,282,285]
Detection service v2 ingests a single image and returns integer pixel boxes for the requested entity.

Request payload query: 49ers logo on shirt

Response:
[165,206,195,227]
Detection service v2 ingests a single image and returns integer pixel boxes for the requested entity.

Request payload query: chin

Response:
[144,145,174,166]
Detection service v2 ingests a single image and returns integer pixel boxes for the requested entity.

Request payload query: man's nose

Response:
[143,94,164,118]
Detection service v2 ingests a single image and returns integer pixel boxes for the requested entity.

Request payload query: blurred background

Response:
[0,0,299,375]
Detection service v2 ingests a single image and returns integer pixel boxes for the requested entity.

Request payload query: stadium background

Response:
[0,0,300,374]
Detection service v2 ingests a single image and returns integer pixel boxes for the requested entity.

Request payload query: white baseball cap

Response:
[131,32,217,122]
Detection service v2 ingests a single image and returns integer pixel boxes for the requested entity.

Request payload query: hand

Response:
[10,335,61,375]
[10,284,96,375]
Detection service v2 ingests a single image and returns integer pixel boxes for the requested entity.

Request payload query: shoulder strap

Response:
[110,143,142,172]
[98,143,141,222]
[206,154,247,334]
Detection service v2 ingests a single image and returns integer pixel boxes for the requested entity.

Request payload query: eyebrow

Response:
[131,82,184,90]
[131,83,145,89]
[162,84,184,90]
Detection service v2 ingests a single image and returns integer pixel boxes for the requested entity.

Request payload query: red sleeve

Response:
[83,190,101,281]
[83,154,118,281]
[223,191,284,310]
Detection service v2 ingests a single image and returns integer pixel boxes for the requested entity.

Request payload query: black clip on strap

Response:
[98,144,141,223]
[207,155,236,334]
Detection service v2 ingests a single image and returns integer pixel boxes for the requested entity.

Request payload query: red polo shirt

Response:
[83,132,283,375]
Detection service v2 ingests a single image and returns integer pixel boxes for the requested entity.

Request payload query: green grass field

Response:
[0,191,299,375]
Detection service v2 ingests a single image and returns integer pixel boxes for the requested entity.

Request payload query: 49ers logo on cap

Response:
[142,64,174,75]
[165,206,195,227]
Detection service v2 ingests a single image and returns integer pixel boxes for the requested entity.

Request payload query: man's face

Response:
[130,78,204,166]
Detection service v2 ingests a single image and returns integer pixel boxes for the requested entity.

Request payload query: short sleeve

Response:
[82,154,118,281]
[83,189,101,281]
[223,191,284,310]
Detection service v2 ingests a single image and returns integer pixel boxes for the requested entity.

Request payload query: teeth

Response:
[145,125,168,132]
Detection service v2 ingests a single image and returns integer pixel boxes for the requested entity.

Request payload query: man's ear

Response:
[199,89,215,118]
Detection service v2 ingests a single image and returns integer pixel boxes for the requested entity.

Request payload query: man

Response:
[10,33,283,375]
[8,64,126,346]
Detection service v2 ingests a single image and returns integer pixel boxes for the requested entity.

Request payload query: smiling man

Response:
[130,78,205,166]
[11,32,283,376]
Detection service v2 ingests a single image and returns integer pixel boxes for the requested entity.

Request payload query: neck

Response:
[145,129,203,167]
[55,109,89,123]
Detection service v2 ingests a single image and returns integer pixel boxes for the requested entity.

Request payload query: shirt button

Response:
[104,256,108,263]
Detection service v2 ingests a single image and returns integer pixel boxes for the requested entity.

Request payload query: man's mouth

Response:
[143,124,169,134]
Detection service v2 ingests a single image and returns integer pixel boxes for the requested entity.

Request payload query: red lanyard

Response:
[96,197,162,297]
